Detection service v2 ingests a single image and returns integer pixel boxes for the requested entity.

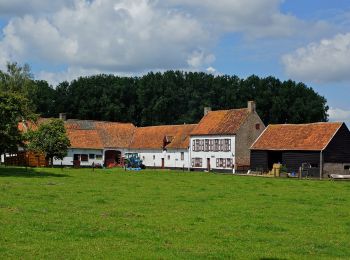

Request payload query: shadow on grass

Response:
[0,166,69,178]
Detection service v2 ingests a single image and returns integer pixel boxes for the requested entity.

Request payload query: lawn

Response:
[0,167,350,259]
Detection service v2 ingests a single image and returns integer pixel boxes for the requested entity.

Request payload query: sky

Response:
[0,0,350,125]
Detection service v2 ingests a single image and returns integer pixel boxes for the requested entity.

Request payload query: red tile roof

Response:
[129,124,197,149]
[191,108,250,136]
[66,129,103,149]
[251,122,343,151]
[65,120,135,149]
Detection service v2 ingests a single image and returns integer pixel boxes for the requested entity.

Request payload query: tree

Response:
[26,119,71,166]
[0,92,35,156]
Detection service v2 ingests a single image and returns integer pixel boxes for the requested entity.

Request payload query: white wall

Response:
[190,135,236,171]
[53,148,104,166]
[129,148,189,169]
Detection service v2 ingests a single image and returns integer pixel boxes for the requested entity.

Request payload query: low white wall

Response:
[53,148,104,166]
[190,135,236,171]
[129,149,189,169]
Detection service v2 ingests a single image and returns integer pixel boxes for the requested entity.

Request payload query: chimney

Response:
[247,101,256,113]
[204,107,212,116]
[59,113,67,121]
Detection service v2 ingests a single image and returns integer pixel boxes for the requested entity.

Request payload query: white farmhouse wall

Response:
[53,148,104,166]
[129,149,189,169]
[190,135,236,171]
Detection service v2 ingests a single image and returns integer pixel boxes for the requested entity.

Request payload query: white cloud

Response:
[282,33,350,83]
[328,107,350,123]
[0,0,334,85]
[0,0,213,77]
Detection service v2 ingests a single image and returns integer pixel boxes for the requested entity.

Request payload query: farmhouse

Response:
[129,124,197,169]
[8,101,266,171]
[189,101,265,172]
[250,122,350,178]
[53,119,135,167]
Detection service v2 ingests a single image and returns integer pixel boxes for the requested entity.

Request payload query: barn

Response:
[250,122,350,178]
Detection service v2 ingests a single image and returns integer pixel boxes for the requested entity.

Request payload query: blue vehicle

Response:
[124,153,145,170]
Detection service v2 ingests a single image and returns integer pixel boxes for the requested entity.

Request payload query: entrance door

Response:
[267,151,282,170]
[161,158,165,169]
[207,158,211,171]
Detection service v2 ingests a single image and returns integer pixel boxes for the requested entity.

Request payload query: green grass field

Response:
[1,167,350,259]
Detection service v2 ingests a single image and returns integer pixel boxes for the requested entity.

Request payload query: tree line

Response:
[32,71,328,127]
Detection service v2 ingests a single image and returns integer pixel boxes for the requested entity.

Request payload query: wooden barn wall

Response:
[250,150,268,171]
[324,124,350,163]
[282,151,320,172]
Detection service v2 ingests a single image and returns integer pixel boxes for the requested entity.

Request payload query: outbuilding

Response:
[250,122,350,178]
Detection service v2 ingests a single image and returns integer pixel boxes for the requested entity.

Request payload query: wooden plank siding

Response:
[5,151,48,167]
[251,150,320,173]
[282,151,320,172]
[250,150,268,171]
[324,124,350,163]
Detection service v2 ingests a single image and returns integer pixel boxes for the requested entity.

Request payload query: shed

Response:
[250,122,350,178]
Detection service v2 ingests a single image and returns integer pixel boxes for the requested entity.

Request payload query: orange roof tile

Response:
[65,120,135,149]
[129,124,197,149]
[191,108,249,135]
[251,122,343,151]
[67,129,103,149]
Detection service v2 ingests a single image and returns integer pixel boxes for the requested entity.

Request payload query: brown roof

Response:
[65,120,135,149]
[129,124,197,149]
[251,122,343,151]
[191,108,250,135]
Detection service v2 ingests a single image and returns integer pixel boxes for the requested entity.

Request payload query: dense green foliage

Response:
[1,167,350,259]
[53,72,328,126]
[26,119,71,165]
[0,64,329,126]
[0,92,33,154]
[0,63,37,155]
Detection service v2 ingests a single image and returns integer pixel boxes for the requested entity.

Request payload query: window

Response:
[73,154,80,161]
[200,139,204,151]
[205,139,209,151]
[192,140,195,151]
[255,123,260,130]
[219,139,224,151]
[81,154,88,162]
[96,154,102,160]
[181,152,184,161]
[216,158,231,168]
[195,140,200,151]
[214,139,219,152]
[142,156,145,160]
[153,155,155,160]
[168,155,170,160]
[224,139,231,152]
[344,165,350,170]
[192,158,202,167]
[209,139,214,151]
[227,158,233,168]
[89,154,95,159]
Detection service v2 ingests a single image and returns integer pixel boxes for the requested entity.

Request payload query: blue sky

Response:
[0,0,349,124]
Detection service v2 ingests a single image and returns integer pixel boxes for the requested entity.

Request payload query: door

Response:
[161,158,164,169]
[207,158,211,171]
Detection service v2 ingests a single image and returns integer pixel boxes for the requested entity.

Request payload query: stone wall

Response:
[323,163,350,177]
[236,112,265,167]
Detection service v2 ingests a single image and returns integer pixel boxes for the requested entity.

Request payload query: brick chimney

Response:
[59,113,67,121]
[204,107,212,116]
[247,101,256,113]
